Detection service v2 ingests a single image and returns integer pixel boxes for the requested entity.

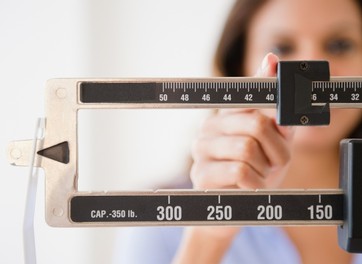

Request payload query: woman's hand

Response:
[173,53,295,264]
[191,53,294,190]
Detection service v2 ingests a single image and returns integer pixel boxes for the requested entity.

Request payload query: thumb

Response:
[256,53,294,140]
[255,52,279,77]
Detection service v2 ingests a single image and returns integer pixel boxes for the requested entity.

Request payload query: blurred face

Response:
[244,0,362,150]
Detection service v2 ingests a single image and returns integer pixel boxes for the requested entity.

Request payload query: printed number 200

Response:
[257,205,282,220]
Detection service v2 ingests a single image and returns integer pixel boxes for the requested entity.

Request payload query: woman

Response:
[115,0,362,263]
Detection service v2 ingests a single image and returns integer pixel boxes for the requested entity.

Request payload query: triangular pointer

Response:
[37,141,69,164]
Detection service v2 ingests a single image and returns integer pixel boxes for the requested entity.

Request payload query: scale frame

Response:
[6,61,362,252]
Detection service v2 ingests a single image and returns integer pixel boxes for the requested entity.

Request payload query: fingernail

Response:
[257,54,270,76]
[261,54,269,70]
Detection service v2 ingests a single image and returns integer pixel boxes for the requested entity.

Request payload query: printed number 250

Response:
[207,205,232,220]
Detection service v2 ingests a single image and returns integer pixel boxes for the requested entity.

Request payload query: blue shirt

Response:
[113,226,362,264]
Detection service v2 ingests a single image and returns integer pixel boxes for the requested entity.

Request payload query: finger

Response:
[200,109,257,137]
[217,108,255,116]
[255,52,279,77]
[192,135,270,177]
[199,112,248,136]
[259,112,296,141]
[201,111,291,168]
[191,161,266,189]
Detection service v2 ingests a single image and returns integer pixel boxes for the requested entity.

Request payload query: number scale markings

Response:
[70,190,343,226]
[79,77,362,108]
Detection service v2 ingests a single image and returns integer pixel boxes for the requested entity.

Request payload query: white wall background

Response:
[1,1,234,263]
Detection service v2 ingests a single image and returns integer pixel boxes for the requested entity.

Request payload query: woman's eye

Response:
[270,44,293,57]
[326,39,354,55]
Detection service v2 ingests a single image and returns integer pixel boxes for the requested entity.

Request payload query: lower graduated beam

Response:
[70,190,343,226]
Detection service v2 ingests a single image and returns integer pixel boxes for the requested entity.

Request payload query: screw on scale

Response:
[300,115,309,125]
[6,61,362,253]
[299,61,310,71]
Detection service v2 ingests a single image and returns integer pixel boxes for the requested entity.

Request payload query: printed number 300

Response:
[156,206,182,221]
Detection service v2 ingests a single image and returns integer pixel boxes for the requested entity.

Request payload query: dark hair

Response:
[214,0,266,76]
[214,0,362,138]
